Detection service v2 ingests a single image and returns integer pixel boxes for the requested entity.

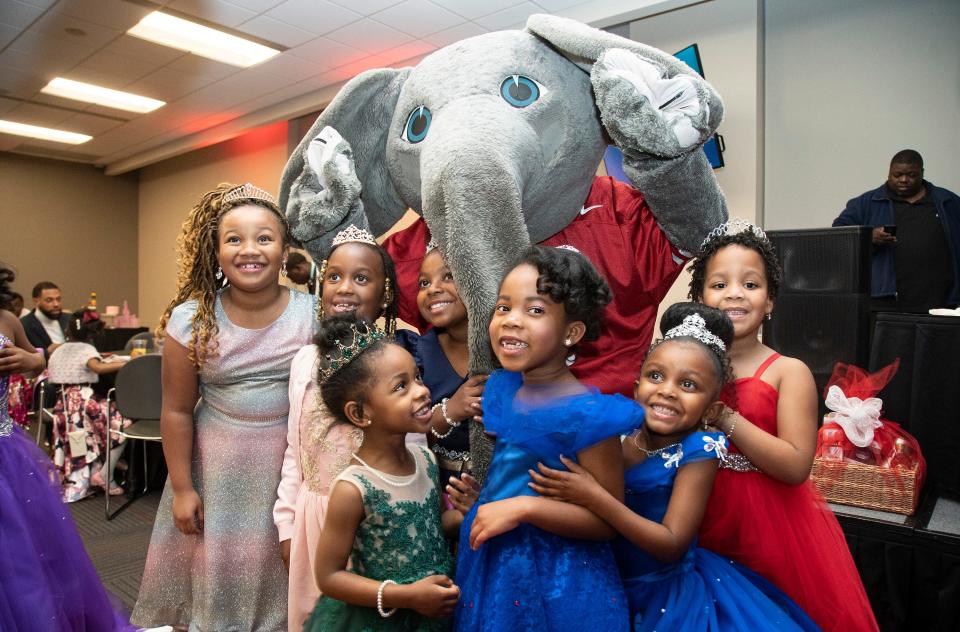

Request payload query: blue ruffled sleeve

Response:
[479,370,522,437]
[571,394,644,453]
[393,329,424,374]
[165,299,198,347]
[679,431,728,467]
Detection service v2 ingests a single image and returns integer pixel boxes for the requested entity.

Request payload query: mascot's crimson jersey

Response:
[384,176,686,397]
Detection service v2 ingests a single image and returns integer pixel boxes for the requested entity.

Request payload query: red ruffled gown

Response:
[699,353,878,632]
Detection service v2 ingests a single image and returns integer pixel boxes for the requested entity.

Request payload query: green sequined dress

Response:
[305,446,454,632]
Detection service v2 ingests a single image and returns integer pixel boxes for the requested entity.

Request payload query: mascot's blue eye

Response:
[404,106,431,143]
[500,75,539,108]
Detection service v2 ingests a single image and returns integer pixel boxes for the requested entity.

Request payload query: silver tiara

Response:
[556,244,581,254]
[664,313,726,354]
[699,218,767,252]
[331,224,377,247]
[222,182,277,207]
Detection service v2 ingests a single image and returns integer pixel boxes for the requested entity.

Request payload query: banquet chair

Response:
[105,354,162,520]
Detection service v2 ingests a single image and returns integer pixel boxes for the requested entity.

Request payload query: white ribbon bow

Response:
[661,446,683,469]
[824,385,883,448]
[702,435,728,464]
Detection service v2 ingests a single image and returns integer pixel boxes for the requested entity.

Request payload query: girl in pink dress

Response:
[690,221,878,631]
[274,225,402,632]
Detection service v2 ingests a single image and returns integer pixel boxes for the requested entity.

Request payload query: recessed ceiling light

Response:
[0,120,92,145]
[127,11,281,67]
[41,78,166,114]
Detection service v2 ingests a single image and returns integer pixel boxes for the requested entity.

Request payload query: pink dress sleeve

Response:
[274,344,317,542]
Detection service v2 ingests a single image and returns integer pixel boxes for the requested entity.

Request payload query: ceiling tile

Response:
[421,21,487,48]
[28,10,123,50]
[9,27,98,65]
[430,0,525,20]
[7,101,76,126]
[232,80,317,113]
[0,97,21,115]
[166,54,243,81]
[60,111,126,135]
[531,0,591,11]
[328,0,403,14]
[16,0,56,10]
[0,46,78,78]
[372,0,464,39]
[474,2,539,30]
[0,1,46,29]
[70,50,159,87]
[238,14,315,47]
[77,102,139,120]
[0,23,19,48]
[266,0,361,36]
[326,18,413,56]
[223,0,286,11]
[0,136,22,152]
[127,67,211,101]
[0,65,47,99]
[103,34,186,66]
[167,0,259,28]
[247,53,320,82]
[379,39,435,65]
[54,0,153,31]
[288,36,368,70]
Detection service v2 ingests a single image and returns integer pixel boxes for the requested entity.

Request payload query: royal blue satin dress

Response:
[617,431,819,631]
[454,370,639,632]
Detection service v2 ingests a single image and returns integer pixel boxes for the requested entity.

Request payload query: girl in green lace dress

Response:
[305,314,474,631]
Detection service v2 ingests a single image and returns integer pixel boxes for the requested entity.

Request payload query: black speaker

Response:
[763,227,872,396]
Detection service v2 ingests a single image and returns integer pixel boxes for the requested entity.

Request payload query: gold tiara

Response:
[332,224,377,247]
[222,182,278,207]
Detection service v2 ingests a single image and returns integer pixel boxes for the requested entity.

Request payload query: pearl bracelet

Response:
[377,579,397,618]
[430,398,460,439]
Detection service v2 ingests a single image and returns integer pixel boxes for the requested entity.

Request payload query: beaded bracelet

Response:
[377,579,397,618]
[725,416,738,440]
[430,398,461,439]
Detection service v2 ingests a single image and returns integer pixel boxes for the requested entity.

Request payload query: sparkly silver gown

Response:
[131,289,316,632]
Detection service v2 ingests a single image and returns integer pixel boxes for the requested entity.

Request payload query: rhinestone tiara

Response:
[318,322,387,383]
[331,224,377,248]
[699,218,768,252]
[664,313,726,354]
[222,182,278,207]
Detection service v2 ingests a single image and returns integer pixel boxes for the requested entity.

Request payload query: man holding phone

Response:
[834,149,960,313]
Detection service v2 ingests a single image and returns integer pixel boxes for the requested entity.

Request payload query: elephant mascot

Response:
[279,14,727,483]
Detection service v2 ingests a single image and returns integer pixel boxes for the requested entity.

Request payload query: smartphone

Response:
[883,225,897,236]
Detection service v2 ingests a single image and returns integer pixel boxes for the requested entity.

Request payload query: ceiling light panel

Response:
[41,78,166,114]
[0,120,92,145]
[127,11,281,67]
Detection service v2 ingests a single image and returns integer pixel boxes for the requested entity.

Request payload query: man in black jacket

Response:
[20,281,70,359]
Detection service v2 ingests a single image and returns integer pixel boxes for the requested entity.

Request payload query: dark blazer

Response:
[20,311,70,359]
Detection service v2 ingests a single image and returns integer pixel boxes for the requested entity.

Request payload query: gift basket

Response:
[810,359,926,515]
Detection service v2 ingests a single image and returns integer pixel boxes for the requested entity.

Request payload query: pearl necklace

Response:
[351,451,420,488]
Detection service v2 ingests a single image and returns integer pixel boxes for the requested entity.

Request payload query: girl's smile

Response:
[321,243,387,321]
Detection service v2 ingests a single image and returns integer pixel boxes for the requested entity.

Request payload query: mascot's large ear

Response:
[527,14,727,253]
[279,68,410,259]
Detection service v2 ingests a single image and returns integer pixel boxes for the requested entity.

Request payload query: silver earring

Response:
[215,267,223,281]
[765,313,772,321]
[564,338,572,346]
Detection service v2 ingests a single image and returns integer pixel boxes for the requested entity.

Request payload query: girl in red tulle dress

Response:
[688,221,878,632]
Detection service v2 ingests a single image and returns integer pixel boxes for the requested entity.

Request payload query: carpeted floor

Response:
[68,490,160,610]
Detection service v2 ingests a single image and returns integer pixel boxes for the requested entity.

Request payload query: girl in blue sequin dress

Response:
[530,303,818,631]
[454,247,637,632]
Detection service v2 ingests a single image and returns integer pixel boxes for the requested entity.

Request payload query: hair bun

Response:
[313,313,373,356]
[659,302,734,350]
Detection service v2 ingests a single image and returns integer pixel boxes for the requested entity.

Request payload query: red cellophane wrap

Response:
[813,360,926,512]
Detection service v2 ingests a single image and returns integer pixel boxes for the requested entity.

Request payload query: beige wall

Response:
[0,152,139,315]
[137,121,290,329]
[629,0,762,326]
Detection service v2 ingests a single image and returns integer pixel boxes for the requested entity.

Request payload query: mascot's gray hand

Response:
[288,125,366,254]
[592,48,716,159]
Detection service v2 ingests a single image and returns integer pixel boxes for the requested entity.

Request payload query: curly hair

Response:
[687,230,783,302]
[65,308,104,344]
[515,246,613,342]
[647,302,735,397]
[156,183,290,368]
[318,242,399,333]
[315,313,396,425]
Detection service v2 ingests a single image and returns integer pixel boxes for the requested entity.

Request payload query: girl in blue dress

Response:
[454,246,637,632]
[530,302,819,631]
